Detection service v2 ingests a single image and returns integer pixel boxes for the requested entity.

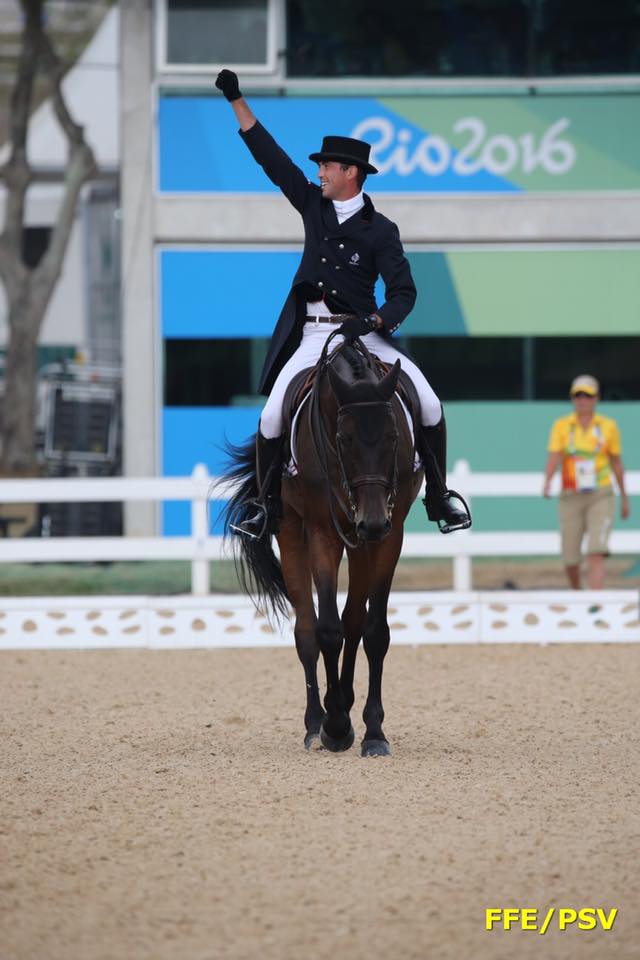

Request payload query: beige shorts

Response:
[558,488,615,567]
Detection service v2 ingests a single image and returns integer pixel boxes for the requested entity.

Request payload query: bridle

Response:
[308,332,399,549]
[336,400,399,521]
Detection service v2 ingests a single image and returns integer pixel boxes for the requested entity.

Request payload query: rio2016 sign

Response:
[158,94,640,193]
[352,116,576,178]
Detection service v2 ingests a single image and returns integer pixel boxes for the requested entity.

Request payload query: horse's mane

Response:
[343,344,367,379]
[330,342,376,385]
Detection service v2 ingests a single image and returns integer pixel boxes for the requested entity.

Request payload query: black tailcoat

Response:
[239,121,417,395]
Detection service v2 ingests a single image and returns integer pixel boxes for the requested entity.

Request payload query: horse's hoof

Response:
[320,721,355,753]
[304,732,324,751]
[361,738,391,758]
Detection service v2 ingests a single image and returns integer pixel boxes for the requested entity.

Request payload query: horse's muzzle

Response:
[356,518,392,542]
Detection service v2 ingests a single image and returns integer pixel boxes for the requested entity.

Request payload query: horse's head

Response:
[328,359,401,542]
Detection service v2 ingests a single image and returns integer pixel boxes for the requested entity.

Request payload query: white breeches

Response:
[260,322,442,439]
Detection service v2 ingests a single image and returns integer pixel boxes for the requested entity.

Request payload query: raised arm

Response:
[215,69,256,131]
[215,69,312,213]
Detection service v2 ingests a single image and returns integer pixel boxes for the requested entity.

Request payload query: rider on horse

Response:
[215,69,471,539]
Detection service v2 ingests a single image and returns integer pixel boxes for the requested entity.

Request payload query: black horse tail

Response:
[214,433,290,622]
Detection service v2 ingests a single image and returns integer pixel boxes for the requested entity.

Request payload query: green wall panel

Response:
[381,94,640,191]
[405,247,640,336]
[403,401,640,533]
[404,252,466,335]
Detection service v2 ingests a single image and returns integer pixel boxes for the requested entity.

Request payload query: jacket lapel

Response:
[322,193,375,238]
[321,198,340,233]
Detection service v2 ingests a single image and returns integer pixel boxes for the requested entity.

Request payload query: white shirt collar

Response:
[332,190,364,220]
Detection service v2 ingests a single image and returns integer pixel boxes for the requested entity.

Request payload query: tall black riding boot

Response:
[231,433,285,540]
[418,415,471,534]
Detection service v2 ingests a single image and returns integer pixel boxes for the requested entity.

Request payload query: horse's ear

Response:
[377,359,401,401]
[327,362,352,405]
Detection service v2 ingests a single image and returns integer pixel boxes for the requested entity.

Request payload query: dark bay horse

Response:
[222,337,422,756]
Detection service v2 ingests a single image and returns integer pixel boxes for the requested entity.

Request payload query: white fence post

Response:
[190,463,210,596]
[450,459,472,591]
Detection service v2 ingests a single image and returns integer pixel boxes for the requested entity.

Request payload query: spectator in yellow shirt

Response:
[543,375,630,589]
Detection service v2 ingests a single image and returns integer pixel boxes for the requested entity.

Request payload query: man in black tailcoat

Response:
[215,69,471,538]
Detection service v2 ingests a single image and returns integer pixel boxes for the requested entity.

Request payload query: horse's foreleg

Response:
[361,530,403,758]
[277,517,323,750]
[340,549,369,714]
[296,608,324,750]
[309,532,353,752]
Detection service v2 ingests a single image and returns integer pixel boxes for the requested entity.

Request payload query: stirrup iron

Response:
[229,499,269,541]
[435,490,472,535]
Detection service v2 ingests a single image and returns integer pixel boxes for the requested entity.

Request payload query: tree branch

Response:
[29,8,98,312]
[38,19,95,149]
[32,143,95,314]
[0,0,43,258]
[0,0,98,313]
[0,0,101,474]
[8,0,41,156]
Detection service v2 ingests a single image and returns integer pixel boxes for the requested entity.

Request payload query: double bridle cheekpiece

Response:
[336,400,399,523]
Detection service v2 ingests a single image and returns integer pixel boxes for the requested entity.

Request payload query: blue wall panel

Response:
[161,248,387,338]
[161,249,301,338]
[158,96,518,194]
[162,406,261,535]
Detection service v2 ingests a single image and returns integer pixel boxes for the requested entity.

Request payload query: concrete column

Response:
[120,0,156,534]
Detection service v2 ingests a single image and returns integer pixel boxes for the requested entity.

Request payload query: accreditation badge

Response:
[575,458,596,491]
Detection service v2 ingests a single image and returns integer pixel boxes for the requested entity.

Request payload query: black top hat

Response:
[309,135,378,174]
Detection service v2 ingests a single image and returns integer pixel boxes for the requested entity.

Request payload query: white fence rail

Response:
[0,461,638,594]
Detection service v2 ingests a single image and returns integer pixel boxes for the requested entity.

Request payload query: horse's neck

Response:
[319,376,339,425]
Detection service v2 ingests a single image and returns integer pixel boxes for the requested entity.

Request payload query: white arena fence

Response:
[0,592,638,649]
[0,461,638,594]
[0,462,638,649]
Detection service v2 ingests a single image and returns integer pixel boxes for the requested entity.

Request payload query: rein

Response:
[307,333,399,549]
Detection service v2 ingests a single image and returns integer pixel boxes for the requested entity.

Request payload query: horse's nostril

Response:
[357,519,392,542]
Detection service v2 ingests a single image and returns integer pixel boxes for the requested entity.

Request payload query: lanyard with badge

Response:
[568,423,603,491]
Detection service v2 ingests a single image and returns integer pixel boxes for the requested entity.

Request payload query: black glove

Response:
[338,315,374,342]
[215,69,242,102]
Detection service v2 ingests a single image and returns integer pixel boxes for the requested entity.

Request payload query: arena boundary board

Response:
[0,591,638,650]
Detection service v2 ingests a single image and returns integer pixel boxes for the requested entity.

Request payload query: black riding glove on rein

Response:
[338,316,373,342]
[215,69,242,102]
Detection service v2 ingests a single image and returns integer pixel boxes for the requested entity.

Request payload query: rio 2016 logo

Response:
[350,116,577,178]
